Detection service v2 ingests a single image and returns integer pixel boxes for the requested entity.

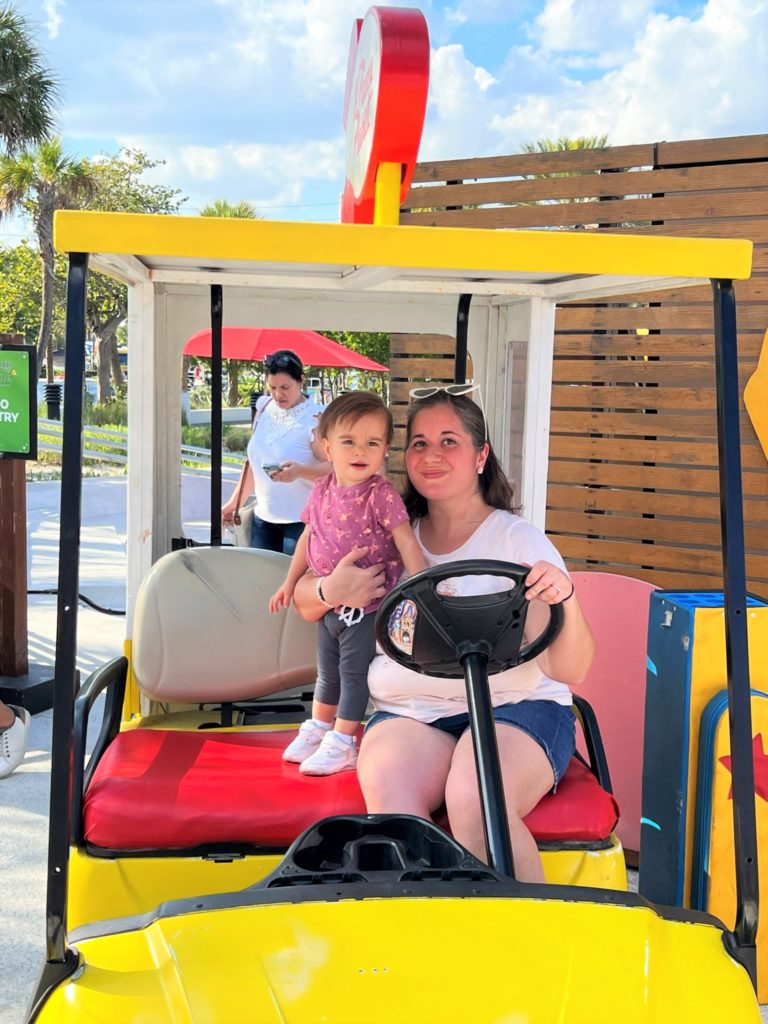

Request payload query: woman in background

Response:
[221,349,329,554]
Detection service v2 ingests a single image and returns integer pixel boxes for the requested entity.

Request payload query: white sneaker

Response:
[0,705,30,779]
[282,720,330,763]
[299,731,358,776]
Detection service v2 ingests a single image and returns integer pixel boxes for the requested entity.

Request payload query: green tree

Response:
[313,331,389,399]
[0,138,95,379]
[200,198,260,406]
[0,6,58,152]
[0,240,65,346]
[86,148,185,399]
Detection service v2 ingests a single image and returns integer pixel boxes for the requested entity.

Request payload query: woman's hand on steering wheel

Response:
[524,561,573,605]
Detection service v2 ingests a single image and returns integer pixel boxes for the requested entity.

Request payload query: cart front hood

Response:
[36,895,759,1023]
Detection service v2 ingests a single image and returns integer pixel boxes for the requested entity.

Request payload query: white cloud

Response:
[229,138,343,182]
[533,0,655,54]
[179,146,224,182]
[43,0,64,40]
[429,44,495,121]
[492,0,768,146]
[112,133,344,218]
[424,39,562,158]
[474,66,497,91]
[217,0,368,92]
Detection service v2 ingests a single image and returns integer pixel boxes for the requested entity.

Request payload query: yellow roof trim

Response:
[53,210,753,282]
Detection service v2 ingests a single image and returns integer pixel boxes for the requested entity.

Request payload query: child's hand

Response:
[269,585,293,613]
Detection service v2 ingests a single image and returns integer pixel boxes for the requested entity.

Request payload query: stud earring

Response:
[478,465,484,474]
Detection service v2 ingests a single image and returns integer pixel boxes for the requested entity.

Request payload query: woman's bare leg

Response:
[358,718,456,818]
[444,725,555,882]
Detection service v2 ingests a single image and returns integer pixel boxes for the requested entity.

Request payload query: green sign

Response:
[0,344,37,460]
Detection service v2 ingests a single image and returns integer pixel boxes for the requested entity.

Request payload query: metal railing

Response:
[37,419,243,476]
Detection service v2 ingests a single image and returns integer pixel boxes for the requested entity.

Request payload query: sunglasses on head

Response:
[265,352,302,374]
[408,382,480,400]
[408,381,489,441]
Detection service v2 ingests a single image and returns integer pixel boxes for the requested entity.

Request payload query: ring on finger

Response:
[553,585,561,594]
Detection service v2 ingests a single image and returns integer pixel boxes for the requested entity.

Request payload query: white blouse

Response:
[246,397,323,524]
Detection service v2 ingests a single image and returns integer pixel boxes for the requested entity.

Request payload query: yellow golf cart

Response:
[26,209,760,1022]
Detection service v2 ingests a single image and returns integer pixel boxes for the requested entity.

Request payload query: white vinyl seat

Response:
[132,546,318,703]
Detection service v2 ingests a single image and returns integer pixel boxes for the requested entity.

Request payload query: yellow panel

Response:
[744,328,768,462]
[41,896,760,1022]
[53,210,753,281]
[540,833,627,890]
[122,638,141,721]
[704,697,768,1001]
[683,607,768,903]
[68,848,281,931]
[68,837,625,931]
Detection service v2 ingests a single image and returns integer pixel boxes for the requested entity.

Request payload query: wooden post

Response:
[0,330,54,712]
[0,459,29,676]
[0,329,28,677]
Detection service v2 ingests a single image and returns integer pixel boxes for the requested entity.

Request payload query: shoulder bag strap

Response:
[235,396,272,517]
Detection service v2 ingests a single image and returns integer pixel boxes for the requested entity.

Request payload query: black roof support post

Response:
[455,293,472,385]
[45,253,90,969]
[711,278,759,989]
[210,284,223,545]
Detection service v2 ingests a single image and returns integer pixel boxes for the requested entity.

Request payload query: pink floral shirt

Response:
[302,473,409,613]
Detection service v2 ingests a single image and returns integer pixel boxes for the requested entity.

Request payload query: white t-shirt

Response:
[246,396,323,524]
[367,508,573,720]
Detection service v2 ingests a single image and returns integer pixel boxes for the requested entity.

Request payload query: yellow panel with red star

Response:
[691,689,768,1001]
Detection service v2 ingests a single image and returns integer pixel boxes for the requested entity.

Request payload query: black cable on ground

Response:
[27,589,126,616]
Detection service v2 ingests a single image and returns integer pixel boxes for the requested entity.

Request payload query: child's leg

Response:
[311,700,337,726]
[282,615,336,763]
[334,613,376,734]
[313,612,341,720]
[298,615,375,776]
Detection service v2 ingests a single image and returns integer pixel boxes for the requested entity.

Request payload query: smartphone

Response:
[263,463,282,477]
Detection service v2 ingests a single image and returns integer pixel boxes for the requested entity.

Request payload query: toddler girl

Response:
[270,391,426,775]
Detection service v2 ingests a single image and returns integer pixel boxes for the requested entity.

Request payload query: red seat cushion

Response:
[523,757,618,842]
[83,728,618,851]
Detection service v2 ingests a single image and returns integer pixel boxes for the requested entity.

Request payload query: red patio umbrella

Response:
[183,327,388,372]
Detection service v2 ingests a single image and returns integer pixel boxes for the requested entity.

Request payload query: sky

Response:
[2,0,767,242]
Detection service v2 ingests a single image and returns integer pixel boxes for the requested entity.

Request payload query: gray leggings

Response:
[315,610,375,722]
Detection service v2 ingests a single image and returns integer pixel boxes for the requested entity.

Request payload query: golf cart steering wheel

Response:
[375,560,563,676]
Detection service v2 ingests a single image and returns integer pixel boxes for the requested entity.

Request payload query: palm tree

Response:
[0,138,96,379]
[0,6,58,152]
[201,198,258,220]
[521,135,609,155]
[200,199,261,405]
[519,135,610,215]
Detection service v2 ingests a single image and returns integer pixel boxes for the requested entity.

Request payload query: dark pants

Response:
[250,514,304,555]
[315,610,375,722]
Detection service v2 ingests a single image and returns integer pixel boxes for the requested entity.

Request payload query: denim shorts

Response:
[365,699,576,789]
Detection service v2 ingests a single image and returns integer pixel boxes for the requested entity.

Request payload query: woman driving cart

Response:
[294,386,595,880]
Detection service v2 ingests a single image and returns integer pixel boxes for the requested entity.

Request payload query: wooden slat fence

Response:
[395,134,768,597]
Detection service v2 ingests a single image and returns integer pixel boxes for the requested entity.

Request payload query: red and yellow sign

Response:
[341,6,430,225]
